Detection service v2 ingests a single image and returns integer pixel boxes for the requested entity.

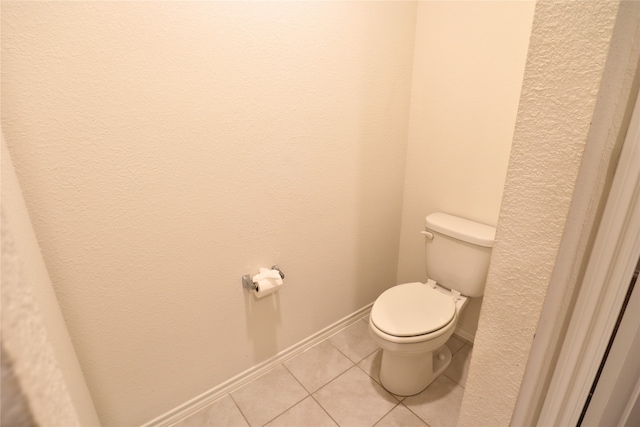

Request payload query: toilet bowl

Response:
[369,281,468,396]
[369,213,495,396]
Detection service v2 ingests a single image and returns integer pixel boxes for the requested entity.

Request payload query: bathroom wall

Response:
[0,2,416,426]
[458,1,635,425]
[2,135,100,426]
[510,1,640,423]
[396,1,535,339]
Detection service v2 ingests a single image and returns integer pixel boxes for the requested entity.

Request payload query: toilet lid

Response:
[371,282,456,337]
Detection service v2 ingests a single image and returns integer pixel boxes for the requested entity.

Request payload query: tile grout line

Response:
[195,315,467,427]
[259,331,377,426]
[328,317,379,365]
[310,362,400,427]
[259,390,309,427]
[400,402,432,427]
[154,307,375,427]
[326,338,366,366]
[282,359,317,394]
[233,312,370,427]
[228,393,252,427]
[309,394,341,427]
[370,401,403,427]
[443,341,473,388]
[245,314,375,427]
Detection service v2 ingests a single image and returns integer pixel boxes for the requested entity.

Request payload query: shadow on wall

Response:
[244,284,282,362]
[237,1,415,364]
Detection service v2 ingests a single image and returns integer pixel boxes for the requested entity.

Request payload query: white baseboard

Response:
[454,327,475,344]
[141,303,373,427]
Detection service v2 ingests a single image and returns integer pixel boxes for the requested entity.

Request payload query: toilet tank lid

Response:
[425,213,496,247]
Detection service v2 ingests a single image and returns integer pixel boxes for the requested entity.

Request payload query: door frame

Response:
[537,89,640,425]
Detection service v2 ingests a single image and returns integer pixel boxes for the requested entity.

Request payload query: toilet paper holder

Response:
[242,265,285,290]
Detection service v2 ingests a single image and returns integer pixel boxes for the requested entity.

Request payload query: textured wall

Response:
[396,1,535,339]
[0,2,415,425]
[511,1,640,423]
[1,136,100,426]
[457,1,621,425]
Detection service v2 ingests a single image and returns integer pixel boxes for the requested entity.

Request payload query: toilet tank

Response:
[425,213,496,297]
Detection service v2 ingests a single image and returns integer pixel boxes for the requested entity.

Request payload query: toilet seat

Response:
[371,282,455,337]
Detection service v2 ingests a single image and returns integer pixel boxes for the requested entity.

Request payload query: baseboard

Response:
[141,303,373,427]
[454,327,475,344]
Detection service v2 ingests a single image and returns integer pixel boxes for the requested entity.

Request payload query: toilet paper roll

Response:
[259,268,282,280]
[254,278,282,299]
[253,269,283,284]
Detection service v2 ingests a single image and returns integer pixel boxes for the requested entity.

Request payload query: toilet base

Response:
[379,345,452,396]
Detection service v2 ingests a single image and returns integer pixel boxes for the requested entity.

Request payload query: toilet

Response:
[369,212,496,396]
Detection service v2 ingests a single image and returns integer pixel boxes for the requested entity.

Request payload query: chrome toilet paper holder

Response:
[242,265,285,290]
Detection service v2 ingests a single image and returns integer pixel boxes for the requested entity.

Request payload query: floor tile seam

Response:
[442,371,466,389]
[309,362,393,415]
[231,363,311,427]
[460,342,474,352]
[439,373,466,392]
[310,313,373,364]
[230,315,370,427]
[449,341,473,359]
[283,350,354,386]
[332,318,378,362]
[400,402,433,427]
[325,334,377,365]
[353,353,408,402]
[281,361,317,395]
[354,359,382,386]
[310,363,356,399]
[256,391,310,427]
[370,400,403,427]
[228,392,253,427]
[314,312,371,343]
[236,312,372,396]
[352,362,406,405]
[308,394,341,427]
[228,312,376,427]
[298,338,358,383]
[311,367,402,427]
[448,341,465,356]
[309,377,350,426]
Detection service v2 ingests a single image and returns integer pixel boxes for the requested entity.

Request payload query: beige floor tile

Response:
[231,365,308,427]
[374,405,427,427]
[358,350,405,401]
[284,340,354,393]
[358,349,383,383]
[329,319,379,363]
[265,396,337,427]
[445,335,466,355]
[172,395,248,427]
[443,344,472,387]
[403,375,464,427]
[313,366,398,427]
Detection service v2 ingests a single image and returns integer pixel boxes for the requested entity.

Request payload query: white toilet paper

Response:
[252,269,283,298]
[254,279,280,298]
[259,268,282,280]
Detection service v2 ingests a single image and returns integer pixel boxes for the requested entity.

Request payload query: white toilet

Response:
[369,212,496,396]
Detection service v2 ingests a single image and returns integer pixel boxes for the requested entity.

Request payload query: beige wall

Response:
[1,1,541,426]
[511,1,640,423]
[1,2,416,425]
[1,135,100,426]
[458,1,630,425]
[396,0,535,339]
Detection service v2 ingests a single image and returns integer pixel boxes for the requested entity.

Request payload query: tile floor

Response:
[173,317,473,427]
